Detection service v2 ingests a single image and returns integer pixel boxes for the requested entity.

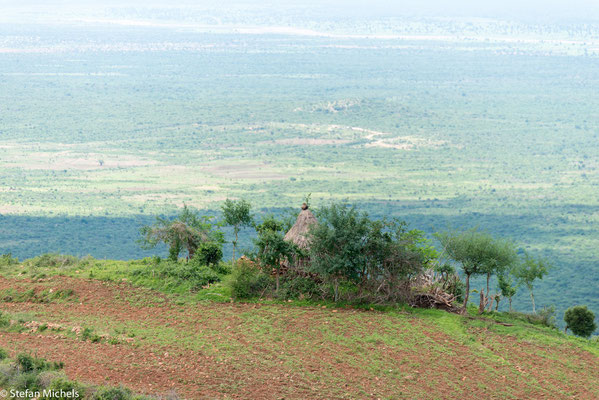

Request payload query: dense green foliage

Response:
[565,305,597,338]
[230,260,273,300]
[130,258,221,291]
[253,217,297,293]
[309,203,434,302]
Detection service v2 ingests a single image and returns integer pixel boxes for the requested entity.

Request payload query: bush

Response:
[565,305,597,338]
[42,377,85,399]
[13,372,41,391]
[16,353,35,372]
[230,262,272,299]
[209,262,232,276]
[16,353,63,373]
[28,254,80,269]
[278,275,322,300]
[0,347,8,360]
[0,253,19,266]
[505,306,557,329]
[309,202,433,302]
[93,386,133,400]
[132,260,220,290]
[193,242,223,267]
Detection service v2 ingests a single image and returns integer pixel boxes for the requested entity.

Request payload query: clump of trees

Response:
[137,199,599,341]
[230,202,437,303]
[435,229,517,311]
[308,203,435,302]
[436,228,553,315]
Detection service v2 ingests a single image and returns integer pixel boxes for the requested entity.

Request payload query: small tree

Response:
[139,205,222,261]
[221,199,253,264]
[480,238,518,304]
[497,272,517,312]
[435,229,496,309]
[513,252,550,314]
[254,216,296,293]
[564,305,597,338]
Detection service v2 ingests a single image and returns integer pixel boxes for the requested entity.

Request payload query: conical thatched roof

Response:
[284,203,318,250]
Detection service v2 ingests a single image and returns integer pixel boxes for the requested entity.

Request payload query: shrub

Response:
[42,377,85,399]
[565,305,597,338]
[132,260,220,290]
[535,306,557,328]
[193,242,223,267]
[28,254,80,269]
[505,306,557,329]
[170,263,219,290]
[278,275,322,300]
[0,253,19,266]
[93,386,133,400]
[16,353,35,372]
[230,262,272,299]
[0,347,8,360]
[13,372,41,391]
[209,262,232,276]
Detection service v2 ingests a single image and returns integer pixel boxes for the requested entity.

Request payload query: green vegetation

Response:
[565,305,597,338]
[309,203,433,302]
[435,229,518,311]
[513,253,551,314]
[138,205,223,261]
[254,216,296,293]
[0,351,151,399]
[221,199,254,264]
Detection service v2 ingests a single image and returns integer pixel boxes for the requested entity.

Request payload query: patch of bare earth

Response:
[0,276,597,399]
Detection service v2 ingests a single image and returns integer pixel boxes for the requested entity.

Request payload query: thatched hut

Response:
[283,203,318,268]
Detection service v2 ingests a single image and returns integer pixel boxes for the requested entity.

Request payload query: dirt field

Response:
[0,276,597,399]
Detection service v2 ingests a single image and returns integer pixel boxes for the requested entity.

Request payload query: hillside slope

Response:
[0,275,597,399]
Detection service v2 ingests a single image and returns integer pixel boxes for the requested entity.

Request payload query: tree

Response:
[139,205,222,261]
[221,199,253,264]
[497,272,518,312]
[435,229,498,309]
[564,306,596,338]
[480,237,518,304]
[308,203,370,301]
[254,216,296,293]
[513,252,550,313]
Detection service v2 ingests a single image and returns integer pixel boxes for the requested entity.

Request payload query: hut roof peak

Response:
[284,204,318,249]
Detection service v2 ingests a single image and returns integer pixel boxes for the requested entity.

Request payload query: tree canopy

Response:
[138,205,223,261]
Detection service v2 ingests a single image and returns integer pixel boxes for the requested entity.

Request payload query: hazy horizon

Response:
[2,0,599,25]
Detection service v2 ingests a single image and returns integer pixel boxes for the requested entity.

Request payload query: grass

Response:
[0,273,596,399]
